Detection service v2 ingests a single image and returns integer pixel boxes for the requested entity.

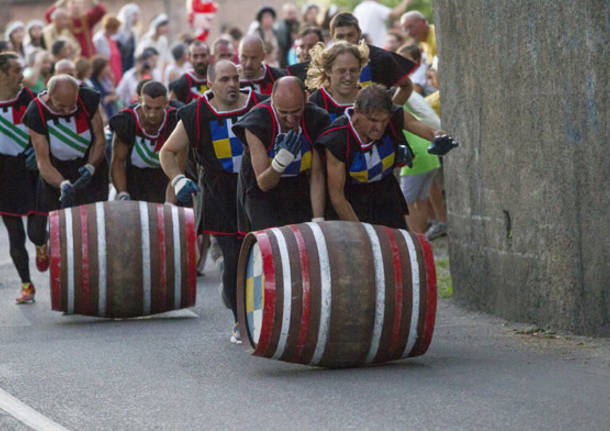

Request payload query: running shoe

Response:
[425,222,448,240]
[16,282,36,304]
[35,244,49,272]
[230,323,242,344]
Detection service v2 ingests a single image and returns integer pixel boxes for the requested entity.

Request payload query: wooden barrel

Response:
[236,221,437,368]
[49,201,197,318]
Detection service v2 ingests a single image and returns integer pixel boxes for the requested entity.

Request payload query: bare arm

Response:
[403,110,443,141]
[394,75,413,102]
[389,0,411,20]
[159,120,190,182]
[310,148,325,219]
[88,109,106,168]
[326,149,359,222]
[247,129,283,192]
[110,134,130,193]
[29,128,65,188]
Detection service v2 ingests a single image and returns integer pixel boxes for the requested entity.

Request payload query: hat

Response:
[191,0,218,14]
[256,6,276,23]
[26,20,45,33]
[4,21,24,41]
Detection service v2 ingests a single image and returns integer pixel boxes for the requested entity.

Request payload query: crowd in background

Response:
[1,0,445,237]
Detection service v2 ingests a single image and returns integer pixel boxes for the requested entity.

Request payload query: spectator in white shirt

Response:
[353,0,411,47]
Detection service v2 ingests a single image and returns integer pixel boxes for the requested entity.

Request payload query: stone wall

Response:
[435,0,609,335]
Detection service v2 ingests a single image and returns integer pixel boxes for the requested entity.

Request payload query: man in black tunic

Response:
[23,74,107,287]
[0,52,40,303]
[160,60,265,344]
[237,35,286,96]
[232,76,329,231]
[318,84,446,229]
[109,81,178,203]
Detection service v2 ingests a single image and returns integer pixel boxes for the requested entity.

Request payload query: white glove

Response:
[271,148,296,173]
[116,191,131,200]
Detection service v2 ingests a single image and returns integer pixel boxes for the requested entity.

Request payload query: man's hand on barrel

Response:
[271,129,302,173]
[171,174,201,205]
[59,180,76,209]
[73,163,95,189]
[116,191,131,201]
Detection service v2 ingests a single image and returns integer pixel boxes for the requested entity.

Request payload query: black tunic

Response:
[22,86,108,211]
[0,87,39,216]
[232,100,330,231]
[239,64,286,96]
[169,71,209,105]
[179,89,265,235]
[287,44,416,89]
[308,87,352,123]
[316,107,411,229]
[109,104,178,203]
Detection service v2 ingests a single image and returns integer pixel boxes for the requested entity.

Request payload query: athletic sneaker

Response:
[425,222,448,240]
[16,282,36,304]
[35,244,49,272]
[230,323,242,344]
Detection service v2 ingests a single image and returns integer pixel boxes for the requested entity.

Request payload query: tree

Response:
[315,0,435,23]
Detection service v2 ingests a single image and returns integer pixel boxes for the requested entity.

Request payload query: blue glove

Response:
[172,174,201,205]
[275,129,303,157]
[23,147,38,171]
[395,144,414,168]
[427,135,459,156]
[271,130,303,173]
[73,163,95,189]
[59,180,76,209]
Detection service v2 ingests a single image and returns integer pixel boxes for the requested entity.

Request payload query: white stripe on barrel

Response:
[270,228,292,360]
[139,201,151,315]
[171,205,181,309]
[307,222,332,366]
[401,231,420,358]
[95,202,107,316]
[363,223,386,364]
[65,207,74,314]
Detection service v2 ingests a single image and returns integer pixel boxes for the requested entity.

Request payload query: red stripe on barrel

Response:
[184,208,197,306]
[415,233,437,356]
[156,205,167,311]
[253,232,277,356]
[79,205,90,314]
[382,226,404,356]
[50,211,61,311]
[290,224,311,362]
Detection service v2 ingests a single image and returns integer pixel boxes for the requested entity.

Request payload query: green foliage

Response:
[435,257,453,298]
[313,0,435,23]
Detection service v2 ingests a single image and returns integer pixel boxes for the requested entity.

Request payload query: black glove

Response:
[23,147,38,171]
[395,144,414,168]
[59,180,76,209]
[427,135,459,156]
[73,163,95,189]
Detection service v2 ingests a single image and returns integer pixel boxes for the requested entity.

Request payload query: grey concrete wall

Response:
[435,0,609,335]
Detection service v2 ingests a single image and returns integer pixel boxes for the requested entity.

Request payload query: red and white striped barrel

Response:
[236,221,437,368]
[49,201,197,318]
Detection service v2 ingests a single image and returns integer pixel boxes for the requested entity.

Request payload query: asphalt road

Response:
[0,218,609,431]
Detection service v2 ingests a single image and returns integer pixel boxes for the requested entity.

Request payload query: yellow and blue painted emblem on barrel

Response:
[246,241,264,345]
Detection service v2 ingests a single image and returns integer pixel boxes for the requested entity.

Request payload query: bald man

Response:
[54,58,76,77]
[232,76,329,231]
[161,60,266,343]
[401,11,436,62]
[237,35,286,95]
[23,74,107,240]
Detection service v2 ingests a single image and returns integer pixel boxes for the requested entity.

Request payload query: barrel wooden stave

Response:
[236,221,437,368]
[49,201,197,318]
